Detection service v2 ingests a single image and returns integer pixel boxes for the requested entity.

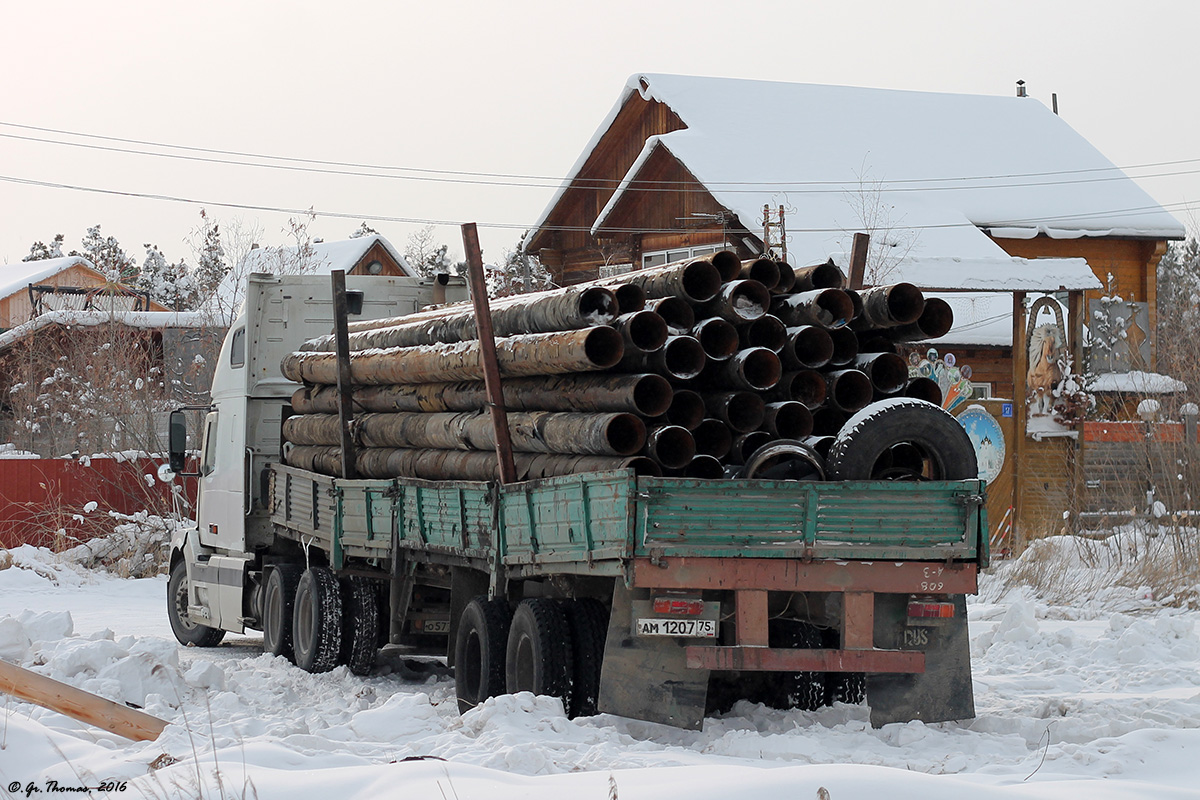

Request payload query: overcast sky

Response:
[2,0,1197,270]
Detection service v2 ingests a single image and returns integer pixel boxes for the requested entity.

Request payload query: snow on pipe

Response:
[283,410,647,457]
[291,373,673,419]
[643,425,697,469]
[703,347,782,392]
[850,282,925,330]
[854,352,910,394]
[286,446,660,481]
[738,257,781,291]
[322,285,619,350]
[782,325,835,370]
[728,431,772,466]
[644,296,695,334]
[691,317,740,362]
[710,250,744,283]
[905,376,944,406]
[823,368,874,414]
[701,390,766,433]
[771,288,855,329]
[767,369,827,409]
[697,279,771,324]
[692,418,733,459]
[281,326,624,386]
[658,389,706,431]
[738,314,787,354]
[827,327,860,367]
[617,334,706,380]
[612,310,669,354]
[620,258,722,304]
[763,401,814,439]
[879,297,954,342]
[792,260,846,292]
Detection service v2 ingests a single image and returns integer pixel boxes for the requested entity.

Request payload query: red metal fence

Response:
[0,457,197,549]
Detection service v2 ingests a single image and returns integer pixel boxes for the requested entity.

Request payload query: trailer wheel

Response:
[167,560,225,648]
[263,564,302,661]
[505,598,573,709]
[292,566,343,673]
[769,619,825,711]
[826,399,977,481]
[340,577,380,676]
[455,596,513,714]
[562,598,609,718]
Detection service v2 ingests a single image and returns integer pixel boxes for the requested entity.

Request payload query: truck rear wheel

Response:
[167,560,225,648]
[292,566,343,673]
[455,596,512,714]
[561,598,608,718]
[769,619,825,711]
[340,576,380,676]
[263,564,302,661]
[505,598,572,709]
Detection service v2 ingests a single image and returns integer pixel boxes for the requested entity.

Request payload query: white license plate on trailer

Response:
[423,619,450,634]
[635,618,718,638]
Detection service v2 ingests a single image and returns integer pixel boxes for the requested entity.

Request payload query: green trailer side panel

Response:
[499,471,634,565]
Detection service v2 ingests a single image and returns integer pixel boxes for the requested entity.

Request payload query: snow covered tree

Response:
[1156,234,1200,388]
[404,225,457,277]
[489,234,554,297]
[23,233,65,262]
[350,221,378,239]
[71,225,137,282]
[138,244,197,311]
[188,209,228,302]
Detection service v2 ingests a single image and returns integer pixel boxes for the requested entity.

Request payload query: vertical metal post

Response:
[848,232,870,290]
[461,223,518,485]
[1011,290,1028,552]
[331,270,358,479]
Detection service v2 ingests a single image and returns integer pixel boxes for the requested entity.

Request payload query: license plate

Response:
[635,618,718,638]
[422,619,450,634]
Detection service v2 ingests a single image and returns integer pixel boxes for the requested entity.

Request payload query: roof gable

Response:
[0,256,102,300]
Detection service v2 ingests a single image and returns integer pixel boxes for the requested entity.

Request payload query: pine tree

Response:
[1157,235,1200,379]
[71,225,137,282]
[190,210,228,301]
[138,244,198,311]
[23,233,65,261]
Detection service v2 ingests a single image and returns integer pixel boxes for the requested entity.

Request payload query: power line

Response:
[0,171,1192,236]
[2,120,1200,194]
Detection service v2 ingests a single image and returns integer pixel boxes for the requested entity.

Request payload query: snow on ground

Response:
[2,533,1200,799]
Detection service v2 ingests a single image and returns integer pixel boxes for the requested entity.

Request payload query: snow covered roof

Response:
[926,292,1020,347]
[0,309,213,351]
[539,73,1185,266]
[829,254,1103,292]
[1088,371,1187,394]
[0,256,100,300]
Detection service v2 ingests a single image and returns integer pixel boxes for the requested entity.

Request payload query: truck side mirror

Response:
[169,410,188,473]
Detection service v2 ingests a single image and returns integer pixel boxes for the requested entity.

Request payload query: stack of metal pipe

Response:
[279,253,951,482]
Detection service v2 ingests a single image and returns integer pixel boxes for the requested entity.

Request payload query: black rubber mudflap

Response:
[597,583,709,730]
[867,593,974,727]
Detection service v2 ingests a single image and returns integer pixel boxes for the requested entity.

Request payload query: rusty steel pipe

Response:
[905,376,944,406]
[697,279,771,324]
[782,325,834,370]
[643,425,697,469]
[792,260,846,292]
[618,257,722,304]
[701,390,765,433]
[763,401,814,439]
[738,314,787,353]
[823,369,874,414]
[881,297,954,342]
[828,327,860,367]
[282,326,624,386]
[851,282,925,329]
[728,431,773,466]
[811,407,849,436]
[661,388,706,431]
[305,447,663,481]
[765,370,827,409]
[612,310,668,353]
[691,317,740,362]
[680,454,725,479]
[703,347,781,392]
[692,418,733,459]
[739,257,781,291]
[854,352,910,394]
[711,250,744,283]
[772,260,797,294]
[844,289,865,323]
[645,296,695,334]
[771,288,855,329]
[291,372,673,418]
[617,334,706,380]
[804,434,836,458]
[320,285,619,351]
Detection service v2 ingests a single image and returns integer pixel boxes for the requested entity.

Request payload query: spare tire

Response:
[826,399,977,481]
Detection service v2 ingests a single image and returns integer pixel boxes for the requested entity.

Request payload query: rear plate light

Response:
[907,600,955,619]
[653,596,705,616]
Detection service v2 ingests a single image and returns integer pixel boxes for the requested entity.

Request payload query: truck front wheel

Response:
[167,560,225,648]
[455,596,512,714]
[292,566,343,673]
[505,599,572,709]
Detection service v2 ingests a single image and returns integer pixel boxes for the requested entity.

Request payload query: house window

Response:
[642,244,727,269]
[970,383,992,399]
